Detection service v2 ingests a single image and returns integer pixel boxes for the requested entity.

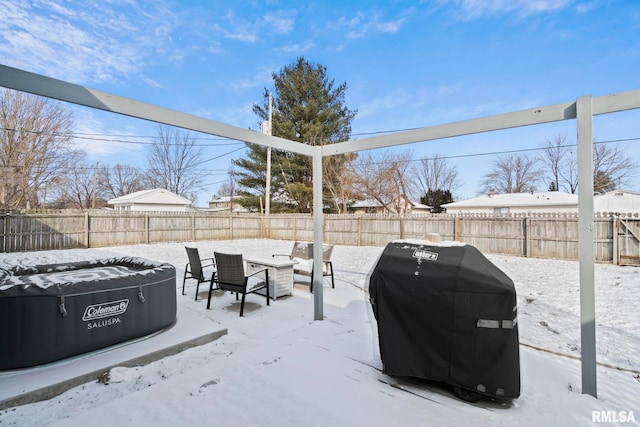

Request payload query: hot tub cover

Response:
[0,257,176,370]
[368,240,520,399]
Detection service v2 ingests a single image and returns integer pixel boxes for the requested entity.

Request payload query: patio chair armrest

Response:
[247,267,268,279]
[201,258,215,268]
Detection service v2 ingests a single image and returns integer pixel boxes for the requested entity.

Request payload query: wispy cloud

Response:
[228,66,274,92]
[208,8,296,43]
[263,12,295,34]
[435,0,575,20]
[574,1,597,14]
[195,102,257,129]
[211,10,259,43]
[329,10,408,40]
[357,88,415,120]
[280,42,315,54]
[139,75,164,89]
[356,84,452,123]
[355,83,541,130]
[71,109,148,157]
[0,0,182,85]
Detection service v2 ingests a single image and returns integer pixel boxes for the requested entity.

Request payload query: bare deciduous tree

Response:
[481,153,543,194]
[217,182,235,198]
[540,134,574,192]
[215,168,237,210]
[411,154,461,197]
[146,126,204,202]
[593,142,636,192]
[350,150,413,214]
[323,152,360,213]
[0,88,77,209]
[55,159,99,209]
[539,133,636,193]
[100,164,145,199]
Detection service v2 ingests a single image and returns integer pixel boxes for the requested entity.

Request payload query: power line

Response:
[3,123,638,171]
[345,137,640,167]
[190,146,247,168]
[1,127,246,147]
[351,127,422,137]
[5,121,639,151]
[75,134,244,147]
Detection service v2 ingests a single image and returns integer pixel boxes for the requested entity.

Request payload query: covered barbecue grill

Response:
[368,240,520,401]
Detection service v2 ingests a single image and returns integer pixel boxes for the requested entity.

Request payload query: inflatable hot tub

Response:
[0,257,176,370]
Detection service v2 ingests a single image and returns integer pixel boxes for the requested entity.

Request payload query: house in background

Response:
[349,199,384,214]
[108,188,193,212]
[208,195,248,213]
[594,190,640,214]
[349,196,431,215]
[441,191,579,215]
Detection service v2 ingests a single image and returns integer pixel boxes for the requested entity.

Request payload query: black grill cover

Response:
[368,241,520,399]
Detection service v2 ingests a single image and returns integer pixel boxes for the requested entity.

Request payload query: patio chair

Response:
[183,247,217,301]
[209,252,270,317]
[273,241,335,292]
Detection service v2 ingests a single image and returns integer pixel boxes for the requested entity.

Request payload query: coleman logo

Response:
[82,299,129,321]
[413,250,438,261]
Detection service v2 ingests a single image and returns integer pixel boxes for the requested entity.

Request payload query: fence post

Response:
[454,217,461,241]
[612,216,619,265]
[267,214,271,239]
[84,212,90,248]
[2,214,7,253]
[192,214,196,241]
[524,217,530,258]
[293,215,297,241]
[358,216,362,246]
[145,214,150,244]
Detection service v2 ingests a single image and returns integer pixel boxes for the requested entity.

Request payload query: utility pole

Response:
[228,166,235,212]
[91,162,98,209]
[263,92,273,217]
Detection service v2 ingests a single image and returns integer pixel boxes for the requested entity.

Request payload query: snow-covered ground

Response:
[1,239,638,426]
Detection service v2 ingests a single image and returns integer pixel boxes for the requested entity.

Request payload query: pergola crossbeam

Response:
[323,88,640,156]
[0,64,314,156]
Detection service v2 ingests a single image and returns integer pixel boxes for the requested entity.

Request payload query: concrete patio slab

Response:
[0,305,226,410]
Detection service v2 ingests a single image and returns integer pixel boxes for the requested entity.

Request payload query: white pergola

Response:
[2,63,639,398]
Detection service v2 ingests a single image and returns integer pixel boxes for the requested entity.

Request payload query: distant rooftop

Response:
[442,191,578,208]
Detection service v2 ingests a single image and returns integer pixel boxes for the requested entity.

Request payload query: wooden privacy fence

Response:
[1,211,639,266]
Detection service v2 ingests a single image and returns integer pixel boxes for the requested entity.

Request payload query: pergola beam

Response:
[324,89,640,156]
[0,64,314,156]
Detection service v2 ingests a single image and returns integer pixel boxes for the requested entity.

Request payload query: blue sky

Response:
[1,0,639,205]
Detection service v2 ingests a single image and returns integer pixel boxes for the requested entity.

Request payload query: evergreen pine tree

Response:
[420,189,454,213]
[233,57,356,213]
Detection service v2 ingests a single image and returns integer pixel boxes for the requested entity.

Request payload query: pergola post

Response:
[312,145,324,320]
[576,95,597,398]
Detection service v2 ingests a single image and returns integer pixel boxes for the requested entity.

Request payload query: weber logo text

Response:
[82,299,129,321]
[413,250,439,261]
